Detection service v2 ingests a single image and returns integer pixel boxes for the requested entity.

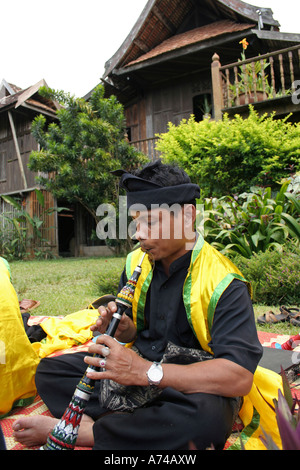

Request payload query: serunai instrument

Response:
[41,251,146,450]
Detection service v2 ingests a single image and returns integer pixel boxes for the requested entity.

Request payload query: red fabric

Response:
[1,317,299,450]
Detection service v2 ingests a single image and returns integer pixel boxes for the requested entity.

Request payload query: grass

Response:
[10,256,126,317]
[9,257,299,336]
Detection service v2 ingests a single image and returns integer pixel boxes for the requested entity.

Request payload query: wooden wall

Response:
[125,72,212,147]
[125,98,147,142]
[0,111,39,195]
[26,189,58,255]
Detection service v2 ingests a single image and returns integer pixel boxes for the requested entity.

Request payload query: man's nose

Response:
[134,222,149,241]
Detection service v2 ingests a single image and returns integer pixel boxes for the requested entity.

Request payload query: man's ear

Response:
[183,204,196,225]
[182,205,197,244]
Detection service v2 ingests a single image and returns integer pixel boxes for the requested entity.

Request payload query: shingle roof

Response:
[126,20,255,67]
[103,0,280,79]
[0,88,24,108]
[0,80,59,114]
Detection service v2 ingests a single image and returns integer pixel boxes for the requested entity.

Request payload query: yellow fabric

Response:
[35,309,99,358]
[126,241,249,353]
[239,365,283,450]
[184,240,249,354]
[125,248,154,333]
[0,258,40,417]
[125,241,283,450]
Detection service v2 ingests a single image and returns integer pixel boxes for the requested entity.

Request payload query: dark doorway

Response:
[57,203,75,257]
[193,93,212,121]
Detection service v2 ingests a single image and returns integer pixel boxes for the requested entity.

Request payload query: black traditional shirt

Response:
[119,250,262,374]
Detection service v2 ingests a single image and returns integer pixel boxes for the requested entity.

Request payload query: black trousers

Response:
[0,425,6,450]
[36,352,239,450]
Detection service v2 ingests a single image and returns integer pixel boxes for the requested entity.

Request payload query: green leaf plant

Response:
[229,38,272,104]
[0,190,68,259]
[204,182,300,258]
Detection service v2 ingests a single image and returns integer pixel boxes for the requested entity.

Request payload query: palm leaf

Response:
[1,195,21,210]
[281,213,300,240]
[285,192,300,214]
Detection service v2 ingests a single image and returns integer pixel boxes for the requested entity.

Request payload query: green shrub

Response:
[231,242,300,305]
[93,259,125,297]
[95,273,121,297]
[156,107,300,198]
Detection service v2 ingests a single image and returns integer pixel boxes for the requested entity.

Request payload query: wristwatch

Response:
[146,362,163,386]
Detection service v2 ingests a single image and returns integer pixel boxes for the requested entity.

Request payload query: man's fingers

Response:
[107,301,118,313]
[95,334,116,348]
[98,305,108,316]
[98,301,117,317]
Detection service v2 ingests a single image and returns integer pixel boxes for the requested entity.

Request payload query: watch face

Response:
[150,367,162,381]
[148,364,163,383]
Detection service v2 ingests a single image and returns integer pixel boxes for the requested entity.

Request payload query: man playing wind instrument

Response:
[14,161,279,450]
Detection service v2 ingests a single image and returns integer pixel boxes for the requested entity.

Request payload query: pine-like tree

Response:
[29,85,146,224]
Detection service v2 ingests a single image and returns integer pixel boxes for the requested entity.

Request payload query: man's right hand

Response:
[90,301,137,343]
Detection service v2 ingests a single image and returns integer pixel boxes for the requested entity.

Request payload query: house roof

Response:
[0,80,22,97]
[102,0,280,79]
[84,0,299,105]
[125,19,255,67]
[0,79,59,117]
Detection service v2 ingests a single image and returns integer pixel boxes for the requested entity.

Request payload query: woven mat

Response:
[1,316,93,450]
[1,316,299,450]
[257,331,300,350]
[1,394,90,450]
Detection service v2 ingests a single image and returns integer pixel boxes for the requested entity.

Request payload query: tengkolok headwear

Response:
[113,170,200,209]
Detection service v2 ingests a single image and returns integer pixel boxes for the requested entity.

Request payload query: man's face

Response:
[131,205,195,261]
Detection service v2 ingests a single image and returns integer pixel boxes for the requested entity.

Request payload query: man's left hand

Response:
[84,335,150,386]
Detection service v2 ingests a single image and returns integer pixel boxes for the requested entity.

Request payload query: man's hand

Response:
[85,335,150,386]
[85,335,253,397]
[90,301,137,344]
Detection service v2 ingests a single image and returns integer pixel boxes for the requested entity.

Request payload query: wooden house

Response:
[86,0,300,160]
[0,79,60,256]
[0,79,112,258]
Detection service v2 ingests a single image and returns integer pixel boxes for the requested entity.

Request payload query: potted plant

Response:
[230,38,271,105]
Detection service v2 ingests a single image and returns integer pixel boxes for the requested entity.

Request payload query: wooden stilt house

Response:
[0,79,117,258]
[0,79,60,257]
[85,0,300,160]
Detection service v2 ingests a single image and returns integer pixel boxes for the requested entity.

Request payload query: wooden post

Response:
[8,111,28,189]
[211,53,224,121]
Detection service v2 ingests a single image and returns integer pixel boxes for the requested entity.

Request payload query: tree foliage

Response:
[156,107,300,198]
[29,85,147,222]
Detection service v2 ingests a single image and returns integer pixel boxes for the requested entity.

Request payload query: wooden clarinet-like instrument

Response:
[41,251,146,450]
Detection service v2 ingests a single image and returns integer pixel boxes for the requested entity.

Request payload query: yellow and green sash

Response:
[125,237,283,449]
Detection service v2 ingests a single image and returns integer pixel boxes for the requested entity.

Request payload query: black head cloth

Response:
[112,170,200,209]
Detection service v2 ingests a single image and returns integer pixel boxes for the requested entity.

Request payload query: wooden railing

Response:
[211,44,300,120]
[130,136,159,161]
